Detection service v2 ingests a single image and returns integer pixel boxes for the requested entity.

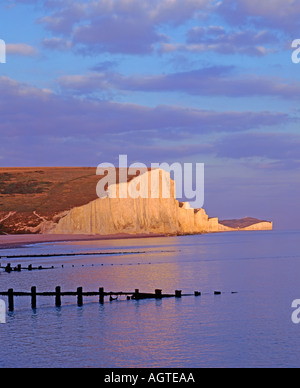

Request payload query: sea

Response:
[0,230,299,368]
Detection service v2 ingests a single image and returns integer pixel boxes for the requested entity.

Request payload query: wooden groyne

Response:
[0,288,187,311]
[0,260,174,273]
[0,263,54,273]
[0,287,237,312]
[0,250,150,259]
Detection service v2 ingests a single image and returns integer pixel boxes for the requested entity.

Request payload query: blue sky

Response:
[0,0,300,229]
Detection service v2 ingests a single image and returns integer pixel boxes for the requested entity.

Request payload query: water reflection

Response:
[0,231,300,367]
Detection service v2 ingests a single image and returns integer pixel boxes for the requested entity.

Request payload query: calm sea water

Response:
[0,230,300,368]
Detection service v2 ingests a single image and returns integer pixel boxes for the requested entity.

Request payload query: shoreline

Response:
[0,233,169,250]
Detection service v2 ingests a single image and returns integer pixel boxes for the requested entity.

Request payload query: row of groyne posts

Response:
[0,287,231,312]
[0,263,53,272]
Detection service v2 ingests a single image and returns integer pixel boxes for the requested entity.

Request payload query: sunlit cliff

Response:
[0,167,272,235]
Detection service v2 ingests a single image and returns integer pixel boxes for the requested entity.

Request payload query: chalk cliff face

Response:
[218,217,273,232]
[237,222,273,231]
[0,167,272,235]
[50,169,273,235]
[52,169,199,235]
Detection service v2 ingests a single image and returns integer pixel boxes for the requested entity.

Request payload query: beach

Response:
[0,233,167,250]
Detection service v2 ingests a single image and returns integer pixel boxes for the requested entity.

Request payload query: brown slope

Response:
[0,167,148,234]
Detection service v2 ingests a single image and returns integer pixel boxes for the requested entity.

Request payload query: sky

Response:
[0,0,300,229]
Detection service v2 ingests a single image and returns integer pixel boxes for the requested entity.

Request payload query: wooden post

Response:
[77,287,83,306]
[31,286,37,309]
[55,286,61,307]
[133,289,140,300]
[8,288,14,311]
[175,290,182,298]
[155,289,162,299]
[17,264,21,272]
[5,263,12,273]
[28,264,32,271]
[99,287,104,304]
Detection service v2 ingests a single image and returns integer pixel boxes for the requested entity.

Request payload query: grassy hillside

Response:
[0,167,149,234]
[0,167,100,212]
[0,168,102,233]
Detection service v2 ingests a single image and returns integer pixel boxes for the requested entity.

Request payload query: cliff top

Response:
[0,167,151,214]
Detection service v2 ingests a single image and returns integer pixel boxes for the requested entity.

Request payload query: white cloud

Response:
[6,43,39,57]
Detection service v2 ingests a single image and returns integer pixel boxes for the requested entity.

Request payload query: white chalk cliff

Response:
[49,169,272,235]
